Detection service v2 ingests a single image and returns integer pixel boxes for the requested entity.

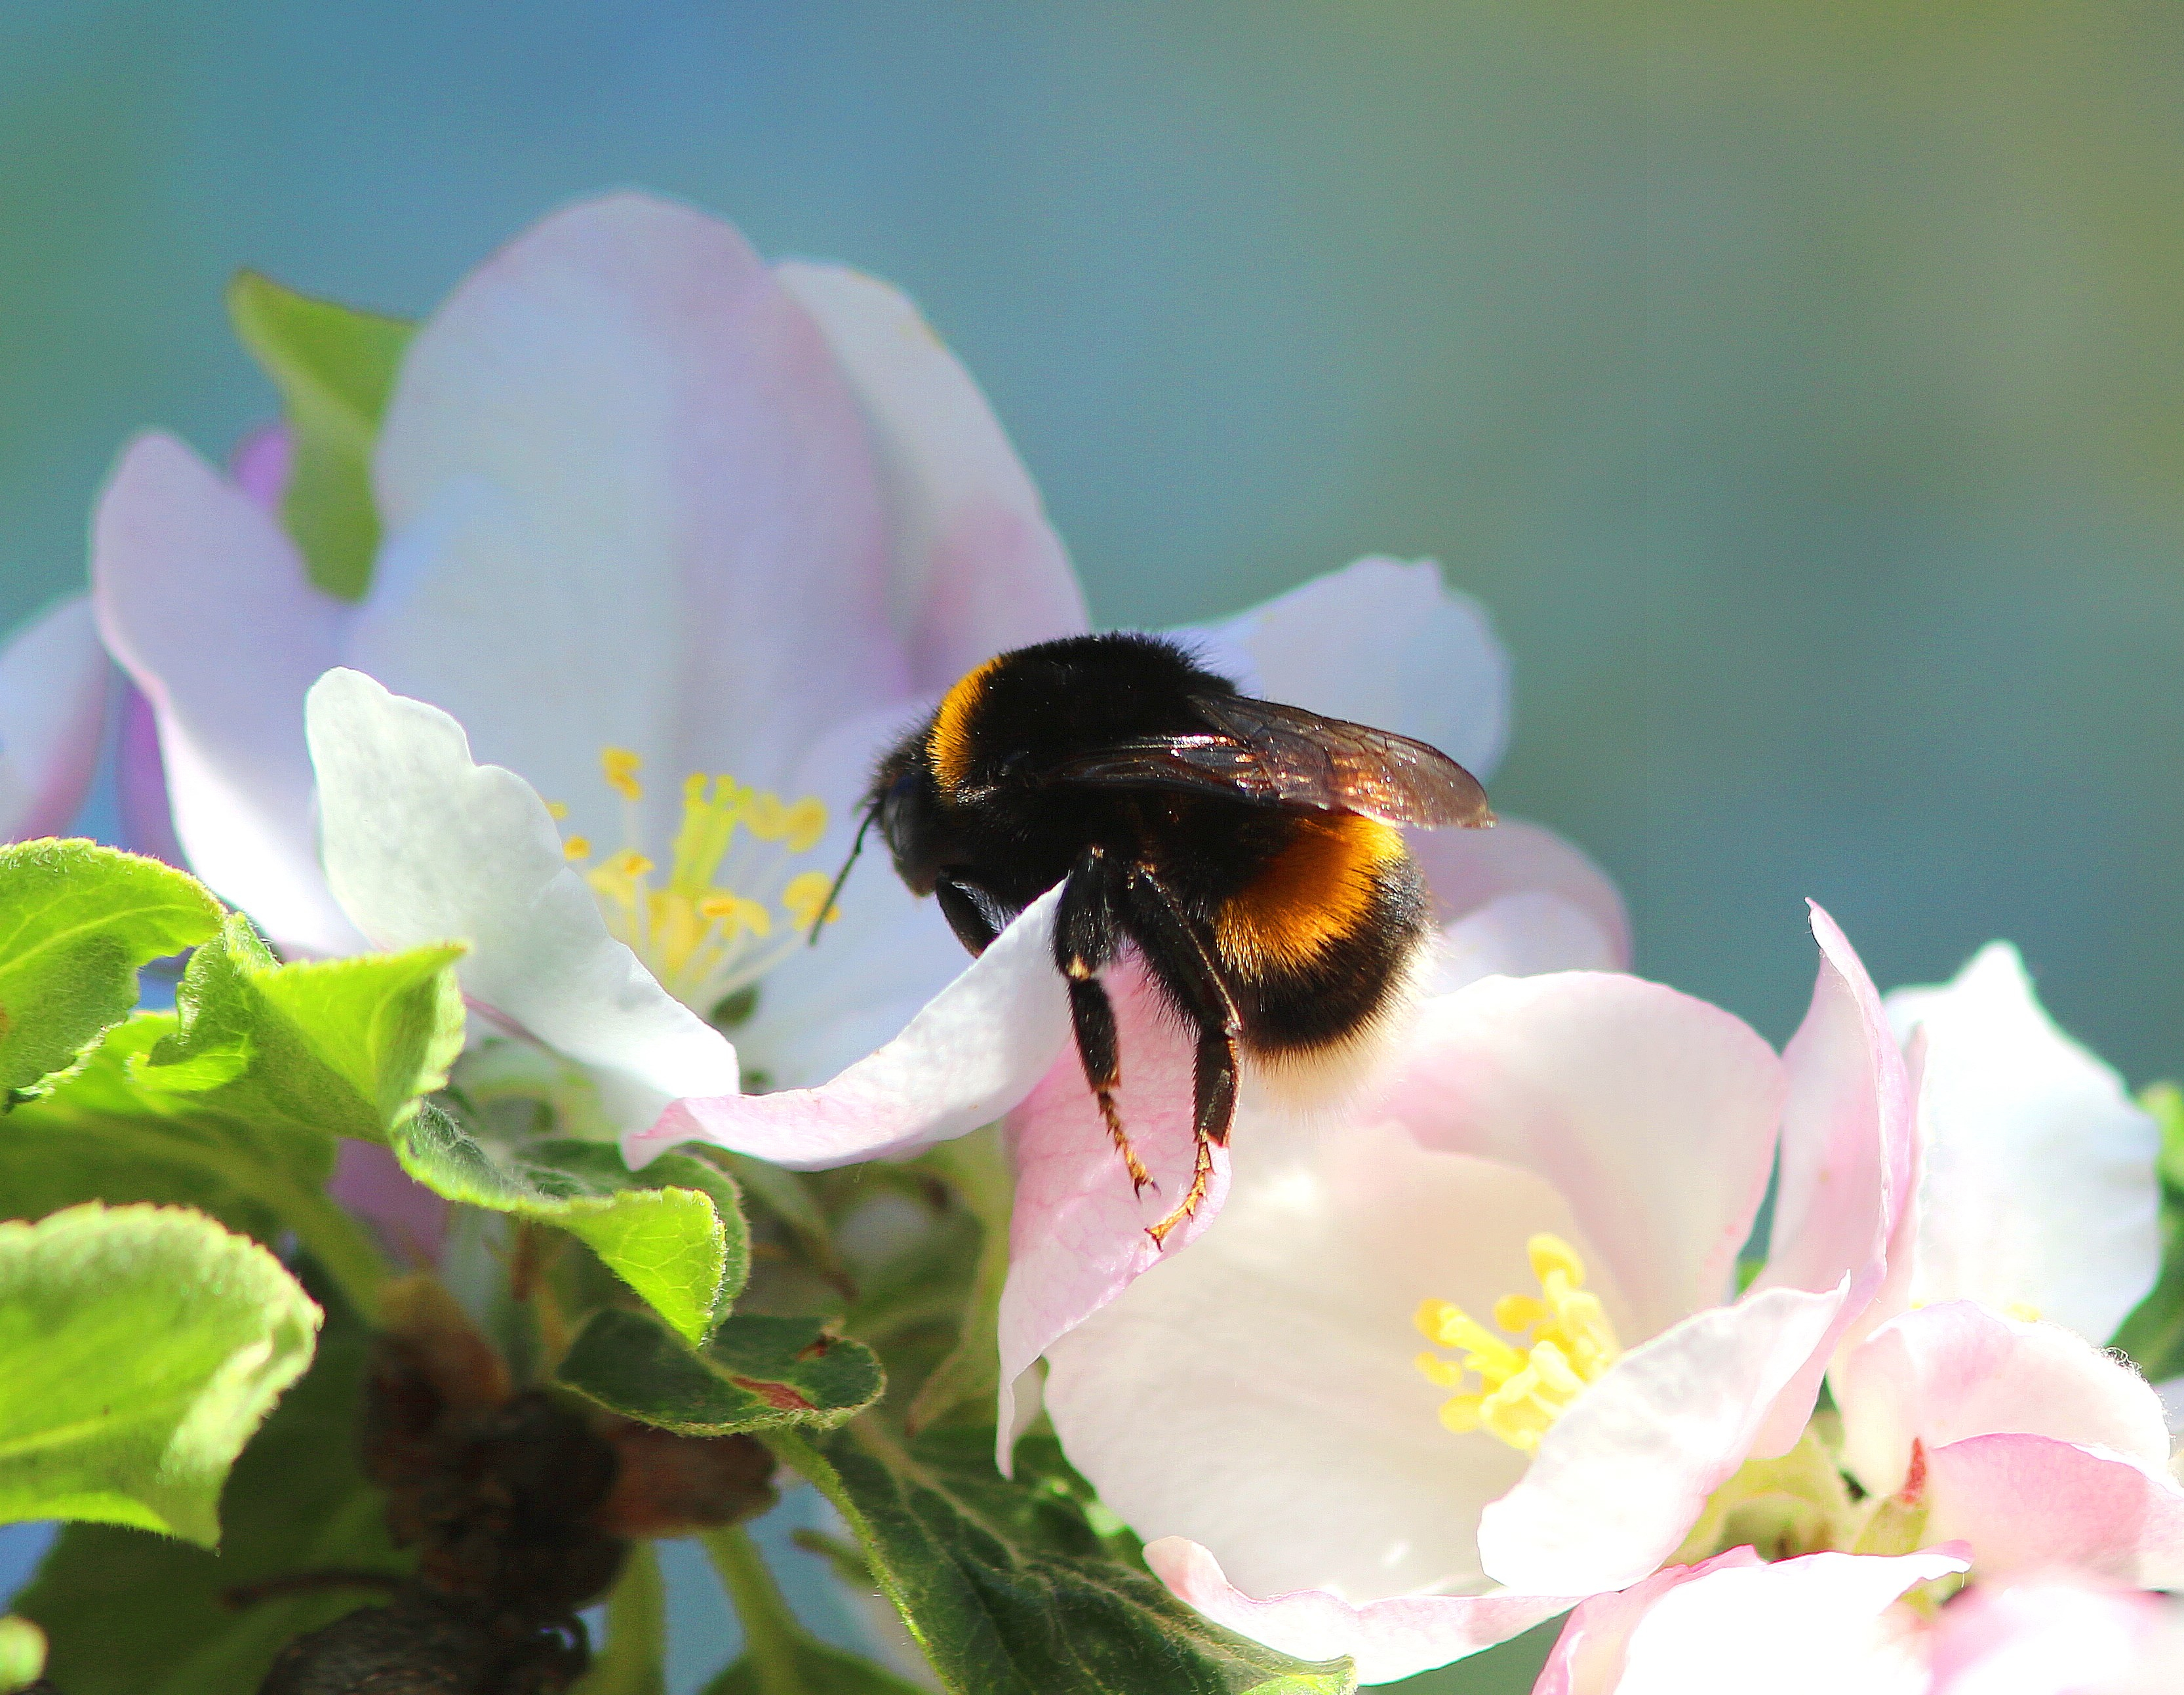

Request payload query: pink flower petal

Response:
[92,433,359,953]
[631,885,1071,1170]
[1534,1548,1763,1695]
[328,1140,449,1266]
[997,956,1231,1460]
[1924,1577,2172,1695]
[357,191,905,824]
[774,262,1088,692]
[1409,816,1632,970]
[1836,1303,2172,1500]
[1145,1536,1577,1686]
[1751,901,1916,1450]
[1477,1284,1847,1594]
[1181,557,1511,780]
[115,682,185,868]
[1429,892,1625,991]
[0,594,109,843]
[1597,1549,1969,1695]
[1379,971,1784,1340]
[228,422,292,510]
[1924,1435,2184,1587]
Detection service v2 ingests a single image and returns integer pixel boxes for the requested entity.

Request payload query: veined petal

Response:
[997,957,1233,1462]
[92,432,358,953]
[632,885,1070,1170]
[1888,942,2160,1346]
[1924,1435,2184,1587]
[1836,1302,2172,1500]
[1378,972,1783,1340]
[357,191,905,843]
[1145,1538,1576,1686]
[1046,1124,1610,1603]
[1179,557,1511,780]
[0,594,108,843]
[1408,816,1631,970]
[306,668,738,1127]
[775,261,1088,691]
[1585,1549,1967,1695]
[1753,902,1915,1450]
[1477,1283,1847,1595]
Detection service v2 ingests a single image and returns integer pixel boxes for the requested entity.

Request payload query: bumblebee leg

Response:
[1056,848,1152,1193]
[1126,867,1242,1246]
[934,875,1001,955]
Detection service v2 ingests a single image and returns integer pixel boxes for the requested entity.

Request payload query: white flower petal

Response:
[0,594,109,842]
[1477,1284,1848,1595]
[1046,1123,1605,1603]
[1409,816,1631,968]
[1923,1435,2184,1588]
[1147,1538,1576,1686]
[1888,942,2160,1344]
[1380,972,1783,1340]
[356,192,907,844]
[92,433,358,953]
[775,261,1088,690]
[1427,893,1624,994]
[306,668,738,1127]
[1179,557,1511,780]
[1835,1303,2172,1500]
[634,885,1070,1170]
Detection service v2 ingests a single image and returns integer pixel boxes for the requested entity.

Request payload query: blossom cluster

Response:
[5,193,2179,1693]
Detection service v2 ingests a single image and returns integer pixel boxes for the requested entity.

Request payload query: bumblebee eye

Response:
[879,770,922,841]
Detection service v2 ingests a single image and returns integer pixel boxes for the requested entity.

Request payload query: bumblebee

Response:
[825,632,1492,1243]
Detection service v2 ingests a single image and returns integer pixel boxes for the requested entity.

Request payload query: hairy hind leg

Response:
[1127,866,1243,1247]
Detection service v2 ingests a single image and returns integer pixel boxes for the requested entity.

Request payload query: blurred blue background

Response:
[3,3,2181,1688]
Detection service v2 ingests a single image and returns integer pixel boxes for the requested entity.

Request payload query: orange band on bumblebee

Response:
[927,654,1006,793]
[1213,811,1408,973]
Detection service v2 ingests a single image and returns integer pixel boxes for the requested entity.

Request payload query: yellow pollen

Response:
[557,746,837,1011]
[544,800,569,820]
[1414,1233,1623,1453]
[603,747,644,802]
[2004,1302,2043,1324]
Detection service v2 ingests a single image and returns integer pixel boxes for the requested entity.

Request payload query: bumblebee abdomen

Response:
[1210,811,1429,1056]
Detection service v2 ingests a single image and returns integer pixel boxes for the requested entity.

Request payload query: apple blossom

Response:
[1534,1553,2184,1695]
[0,593,108,843]
[1879,943,2160,1347]
[930,903,1912,1685]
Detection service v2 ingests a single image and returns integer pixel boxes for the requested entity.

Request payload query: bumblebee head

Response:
[865,738,952,897]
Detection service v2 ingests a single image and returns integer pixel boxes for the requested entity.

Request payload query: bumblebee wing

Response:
[1042,695,1494,828]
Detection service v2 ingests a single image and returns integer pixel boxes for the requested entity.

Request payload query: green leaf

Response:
[700,1523,929,1695]
[0,1618,45,1692]
[558,1308,882,1437]
[0,1203,319,1545]
[2112,1081,2184,1373]
[767,1424,1357,1695]
[0,841,222,1103]
[393,1106,749,1342]
[226,271,414,601]
[15,1291,413,1695]
[148,914,466,1147]
[0,923,464,1319]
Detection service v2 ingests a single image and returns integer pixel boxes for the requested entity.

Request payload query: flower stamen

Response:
[1414,1233,1623,1452]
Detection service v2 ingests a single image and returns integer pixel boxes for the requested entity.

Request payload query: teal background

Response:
[5,5,2183,1688]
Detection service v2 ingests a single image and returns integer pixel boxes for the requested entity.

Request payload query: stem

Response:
[576,1541,666,1695]
[701,1524,807,1695]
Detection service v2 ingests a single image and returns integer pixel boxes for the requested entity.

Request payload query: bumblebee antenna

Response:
[808,804,877,947]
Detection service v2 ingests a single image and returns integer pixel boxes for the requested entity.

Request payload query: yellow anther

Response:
[782,797,828,854]
[563,836,591,861]
[1416,1233,1623,1453]
[544,800,569,820]
[603,747,644,802]
[782,869,839,930]
[2005,1302,2043,1324]
[744,791,789,840]
[700,892,772,938]
[606,850,652,879]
